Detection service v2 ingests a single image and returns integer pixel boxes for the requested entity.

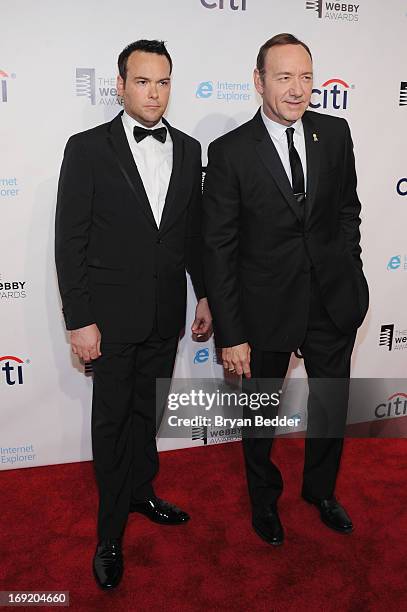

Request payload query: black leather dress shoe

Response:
[303,495,354,533]
[130,497,190,525]
[252,505,284,546]
[93,539,123,589]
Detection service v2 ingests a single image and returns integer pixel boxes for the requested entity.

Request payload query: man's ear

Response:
[253,68,264,96]
[116,75,125,97]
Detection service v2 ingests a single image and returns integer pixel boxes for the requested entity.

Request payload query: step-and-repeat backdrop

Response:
[1,0,406,470]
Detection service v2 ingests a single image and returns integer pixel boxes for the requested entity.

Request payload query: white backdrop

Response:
[1,0,406,470]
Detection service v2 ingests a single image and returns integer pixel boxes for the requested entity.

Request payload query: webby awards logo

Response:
[379,324,407,352]
[305,0,360,21]
[76,68,120,107]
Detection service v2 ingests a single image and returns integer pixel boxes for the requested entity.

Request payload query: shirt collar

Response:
[260,107,304,141]
[122,110,165,133]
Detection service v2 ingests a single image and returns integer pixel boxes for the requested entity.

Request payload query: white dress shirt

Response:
[122,111,173,228]
[261,107,307,192]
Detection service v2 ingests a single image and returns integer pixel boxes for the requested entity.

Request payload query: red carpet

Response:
[1,439,406,611]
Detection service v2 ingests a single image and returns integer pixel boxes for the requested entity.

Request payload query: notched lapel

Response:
[159,120,185,231]
[107,112,157,229]
[253,111,302,223]
[302,112,320,220]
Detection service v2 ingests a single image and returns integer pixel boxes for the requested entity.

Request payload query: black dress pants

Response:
[242,273,356,510]
[91,326,178,540]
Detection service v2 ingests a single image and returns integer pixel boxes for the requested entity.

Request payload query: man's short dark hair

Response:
[118,39,173,82]
[257,33,312,79]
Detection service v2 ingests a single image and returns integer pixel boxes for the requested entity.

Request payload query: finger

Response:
[234,363,243,376]
[82,350,91,362]
[243,362,251,379]
[89,348,99,360]
[191,318,201,332]
[71,344,78,355]
[76,347,83,360]
[223,360,229,371]
[97,339,102,356]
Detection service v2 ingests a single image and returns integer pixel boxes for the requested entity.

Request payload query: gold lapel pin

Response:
[313,133,318,142]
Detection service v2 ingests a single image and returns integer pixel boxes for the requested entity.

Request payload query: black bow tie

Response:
[133,125,167,143]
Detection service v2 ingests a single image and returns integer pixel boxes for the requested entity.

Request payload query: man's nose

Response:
[148,84,159,98]
[289,79,303,97]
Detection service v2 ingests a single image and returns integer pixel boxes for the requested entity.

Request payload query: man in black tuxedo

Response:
[203,34,368,546]
[55,40,211,588]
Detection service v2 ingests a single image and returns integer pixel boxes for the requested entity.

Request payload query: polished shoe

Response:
[252,505,284,546]
[303,495,354,533]
[93,538,123,589]
[130,497,190,525]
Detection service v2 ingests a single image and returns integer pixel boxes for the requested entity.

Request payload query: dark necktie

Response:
[286,127,305,204]
[133,125,167,143]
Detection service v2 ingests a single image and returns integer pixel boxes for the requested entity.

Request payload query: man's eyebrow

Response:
[132,75,171,80]
[273,71,313,76]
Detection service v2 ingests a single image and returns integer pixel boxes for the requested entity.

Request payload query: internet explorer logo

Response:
[387,256,401,270]
[196,81,213,99]
[194,348,210,364]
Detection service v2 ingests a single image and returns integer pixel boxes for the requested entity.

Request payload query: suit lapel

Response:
[253,110,303,222]
[159,118,185,231]
[107,111,157,229]
[302,111,320,220]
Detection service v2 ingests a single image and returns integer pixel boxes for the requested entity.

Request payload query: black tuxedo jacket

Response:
[55,111,205,342]
[202,109,369,351]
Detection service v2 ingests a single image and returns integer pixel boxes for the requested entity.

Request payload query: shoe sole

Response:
[252,523,284,546]
[130,510,190,525]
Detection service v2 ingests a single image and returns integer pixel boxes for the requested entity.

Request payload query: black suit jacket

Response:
[55,111,205,342]
[202,109,369,351]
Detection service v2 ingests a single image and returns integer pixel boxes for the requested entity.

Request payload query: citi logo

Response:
[397,178,407,196]
[0,69,16,103]
[200,0,247,10]
[0,356,26,385]
[310,78,351,110]
[399,82,407,106]
[194,348,209,364]
[375,393,407,419]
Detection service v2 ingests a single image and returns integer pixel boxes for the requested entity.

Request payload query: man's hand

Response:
[222,343,251,378]
[70,323,101,361]
[191,297,213,341]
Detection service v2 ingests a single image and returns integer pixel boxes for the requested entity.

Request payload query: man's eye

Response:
[136,80,147,85]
